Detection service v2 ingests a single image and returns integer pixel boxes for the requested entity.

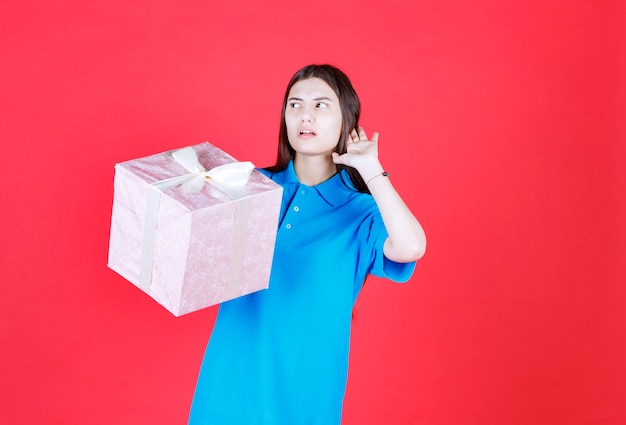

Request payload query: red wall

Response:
[1,1,624,424]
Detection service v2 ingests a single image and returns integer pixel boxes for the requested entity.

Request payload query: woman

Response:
[189,64,426,424]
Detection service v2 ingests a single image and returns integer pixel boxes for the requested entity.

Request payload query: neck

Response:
[293,154,337,186]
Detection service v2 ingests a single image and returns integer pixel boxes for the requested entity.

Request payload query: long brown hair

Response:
[266,64,369,194]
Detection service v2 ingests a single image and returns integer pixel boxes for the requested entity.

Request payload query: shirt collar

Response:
[273,160,357,207]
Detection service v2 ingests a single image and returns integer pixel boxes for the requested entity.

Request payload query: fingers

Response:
[350,127,379,143]
[336,127,380,167]
[349,128,359,144]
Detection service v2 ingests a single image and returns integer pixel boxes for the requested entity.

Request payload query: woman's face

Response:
[284,77,343,159]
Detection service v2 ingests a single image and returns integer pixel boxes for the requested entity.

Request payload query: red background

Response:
[1,0,625,424]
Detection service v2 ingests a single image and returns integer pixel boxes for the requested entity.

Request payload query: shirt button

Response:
[286,224,292,229]
[293,206,300,212]
[301,190,306,195]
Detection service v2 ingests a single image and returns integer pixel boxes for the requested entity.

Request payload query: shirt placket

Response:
[279,184,309,239]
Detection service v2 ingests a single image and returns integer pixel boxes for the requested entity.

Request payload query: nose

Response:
[300,106,314,123]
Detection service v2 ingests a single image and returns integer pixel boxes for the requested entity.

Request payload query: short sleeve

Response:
[359,209,416,283]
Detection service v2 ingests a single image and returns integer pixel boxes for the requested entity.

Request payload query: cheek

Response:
[332,117,343,138]
[284,115,298,133]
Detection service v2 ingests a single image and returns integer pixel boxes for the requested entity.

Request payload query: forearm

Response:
[362,164,427,263]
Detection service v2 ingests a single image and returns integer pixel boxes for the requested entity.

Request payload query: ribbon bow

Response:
[153,147,255,192]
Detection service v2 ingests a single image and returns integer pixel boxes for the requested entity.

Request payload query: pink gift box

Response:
[107,142,282,316]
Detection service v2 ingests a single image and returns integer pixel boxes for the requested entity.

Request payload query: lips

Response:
[298,127,316,137]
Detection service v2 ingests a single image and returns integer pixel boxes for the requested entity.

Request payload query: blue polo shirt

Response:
[189,161,415,425]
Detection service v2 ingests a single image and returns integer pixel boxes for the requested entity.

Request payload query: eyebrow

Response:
[288,96,334,102]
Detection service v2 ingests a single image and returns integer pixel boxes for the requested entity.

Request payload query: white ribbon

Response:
[152,146,255,193]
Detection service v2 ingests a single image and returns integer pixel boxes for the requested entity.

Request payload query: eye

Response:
[316,102,328,109]
[289,102,301,109]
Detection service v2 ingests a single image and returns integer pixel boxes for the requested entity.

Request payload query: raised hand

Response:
[332,126,384,182]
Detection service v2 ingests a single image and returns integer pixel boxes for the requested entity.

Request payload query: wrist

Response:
[358,161,384,182]
[365,171,389,186]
